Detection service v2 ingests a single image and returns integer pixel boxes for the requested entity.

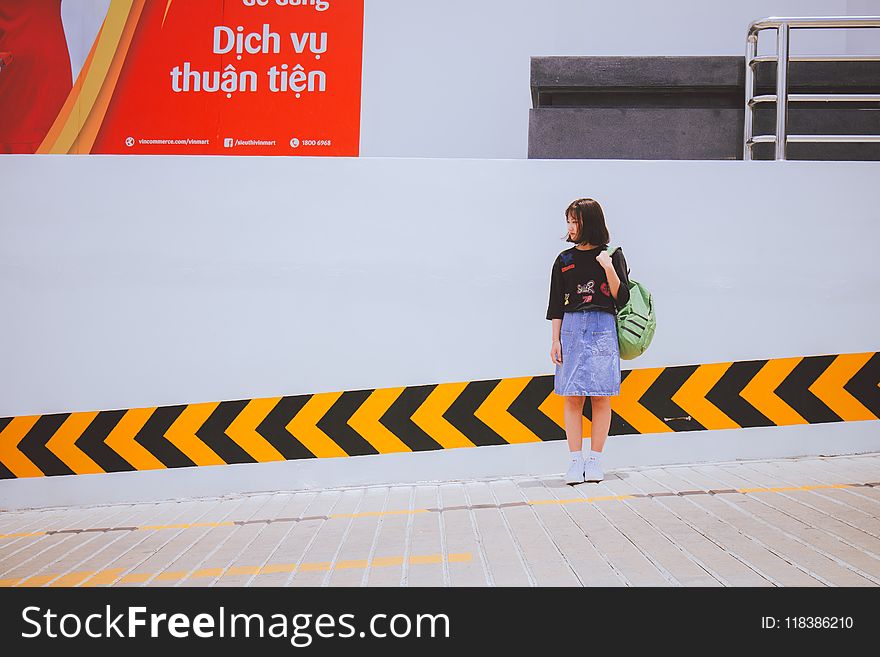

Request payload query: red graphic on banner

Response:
[0,0,363,156]
[95,1,363,155]
[0,0,72,153]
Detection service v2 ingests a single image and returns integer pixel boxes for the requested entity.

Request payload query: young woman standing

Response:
[546,198,630,484]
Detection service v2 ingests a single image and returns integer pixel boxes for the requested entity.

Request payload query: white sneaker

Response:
[564,458,585,485]
[584,457,604,482]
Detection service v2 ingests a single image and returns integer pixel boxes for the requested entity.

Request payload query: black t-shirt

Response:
[546,245,631,320]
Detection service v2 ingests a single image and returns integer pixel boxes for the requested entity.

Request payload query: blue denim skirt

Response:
[554,309,621,397]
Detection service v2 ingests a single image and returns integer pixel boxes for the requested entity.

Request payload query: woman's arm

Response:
[601,249,630,307]
[551,318,562,343]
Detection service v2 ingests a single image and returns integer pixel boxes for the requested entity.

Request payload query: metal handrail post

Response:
[775,23,791,160]
[745,16,880,161]
[744,34,758,160]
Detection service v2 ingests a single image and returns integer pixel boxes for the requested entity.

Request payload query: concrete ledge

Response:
[531,56,742,91]
[528,107,742,159]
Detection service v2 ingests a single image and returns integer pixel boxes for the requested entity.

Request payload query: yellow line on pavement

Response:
[4,552,473,587]
[0,482,868,541]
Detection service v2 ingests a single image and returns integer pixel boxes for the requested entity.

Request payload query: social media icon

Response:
[224,138,234,148]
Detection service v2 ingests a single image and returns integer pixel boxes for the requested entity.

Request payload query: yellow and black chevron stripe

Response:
[1,351,877,480]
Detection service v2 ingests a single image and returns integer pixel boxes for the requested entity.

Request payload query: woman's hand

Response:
[551,339,562,365]
[595,250,613,269]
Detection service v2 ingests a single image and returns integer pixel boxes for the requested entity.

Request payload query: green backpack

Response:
[606,245,655,360]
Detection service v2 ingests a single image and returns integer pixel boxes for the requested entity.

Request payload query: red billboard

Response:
[0,0,364,155]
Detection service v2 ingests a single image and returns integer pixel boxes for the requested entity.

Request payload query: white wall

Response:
[1,156,879,418]
[2,155,880,509]
[360,0,880,158]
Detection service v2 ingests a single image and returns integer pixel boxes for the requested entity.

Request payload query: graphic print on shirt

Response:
[564,293,569,306]
[582,295,593,303]
[561,252,574,265]
[577,281,595,294]
[562,264,575,272]
[600,282,610,296]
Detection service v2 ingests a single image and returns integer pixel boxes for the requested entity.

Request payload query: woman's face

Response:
[566,213,579,242]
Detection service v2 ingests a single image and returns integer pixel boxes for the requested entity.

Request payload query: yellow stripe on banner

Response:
[74,0,148,154]
[612,368,673,434]
[38,19,104,153]
[348,387,413,454]
[411,382,476,449]
[475,376,541,444]
[45,411,104,475]
[45,0,138,153]
[671,362,741,430]
[740,357,808,426]
[285,392,348,458]
[225,397,286,462]
[810,352,877,422]
[164,402,225,466]
[104,407,165,471]
[0,415,44,478]
[162,0,174,27]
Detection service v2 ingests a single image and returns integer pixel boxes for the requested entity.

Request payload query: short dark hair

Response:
[563,198,610,246]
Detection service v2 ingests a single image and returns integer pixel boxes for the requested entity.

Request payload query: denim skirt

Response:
[554,309,621,397]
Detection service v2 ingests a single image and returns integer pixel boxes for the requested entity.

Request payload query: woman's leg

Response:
[563,395,586,452]
[589,395,612,452]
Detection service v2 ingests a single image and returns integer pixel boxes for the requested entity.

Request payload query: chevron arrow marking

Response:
[44,411,104,475]
[740,357,808,426]
[671,362,740,430]
[538,390,592,435]
[0,415,44,478]
[225,397,286,462]
[411,382,476,449]
[285,392,348,458]
[475,377,541,444]
[104,407,165,471]
[611,367,672,434]
[164,402,225,466]
[809,352,877,422]
[347,387,412,454]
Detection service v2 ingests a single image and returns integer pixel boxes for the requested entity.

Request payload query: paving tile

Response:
[3,453,880,588]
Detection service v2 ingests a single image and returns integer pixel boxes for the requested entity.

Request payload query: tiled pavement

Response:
[1,453,879,587]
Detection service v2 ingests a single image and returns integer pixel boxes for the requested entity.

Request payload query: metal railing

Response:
[744,16,880,161]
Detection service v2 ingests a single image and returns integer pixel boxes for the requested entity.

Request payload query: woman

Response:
[546,198,630,485]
